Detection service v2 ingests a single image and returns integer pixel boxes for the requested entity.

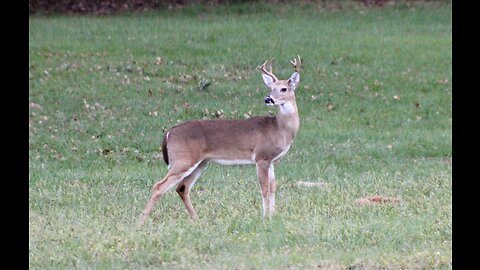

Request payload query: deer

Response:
[139,56,302,224]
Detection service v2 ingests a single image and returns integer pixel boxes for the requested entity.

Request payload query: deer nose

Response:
[264,96,275,104]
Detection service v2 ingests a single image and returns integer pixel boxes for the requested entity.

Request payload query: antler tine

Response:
[260,60,268,71]
[260,59,278,81]
[290,55,302,72]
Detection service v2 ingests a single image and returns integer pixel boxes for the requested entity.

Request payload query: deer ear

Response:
[262,74,275,86]
[288,72,300,89]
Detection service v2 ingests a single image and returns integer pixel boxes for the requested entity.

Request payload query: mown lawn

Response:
[29,2,451,269]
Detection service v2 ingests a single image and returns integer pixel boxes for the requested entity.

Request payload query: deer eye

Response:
[280,88,287,92]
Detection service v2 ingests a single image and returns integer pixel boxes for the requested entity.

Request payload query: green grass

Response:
[29,2,452,269]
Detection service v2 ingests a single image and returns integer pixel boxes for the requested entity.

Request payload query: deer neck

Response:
[276,99,299,142]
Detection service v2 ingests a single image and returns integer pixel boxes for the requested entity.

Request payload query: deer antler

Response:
[290,55,302,72]
[260,60,278,82]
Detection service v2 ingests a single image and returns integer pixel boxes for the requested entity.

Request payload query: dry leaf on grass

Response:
[30,102,42,110]
[354,195,400,206]
[437,79,449,84]
[296,181,328,189]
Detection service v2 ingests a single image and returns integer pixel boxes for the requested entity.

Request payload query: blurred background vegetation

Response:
[29,0,450,15]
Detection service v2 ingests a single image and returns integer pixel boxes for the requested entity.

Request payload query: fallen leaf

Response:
[29,102,42,110]
[296,181,328,189]
[213,110,224,118]
[437,79,449,84]
[354,195,400,206]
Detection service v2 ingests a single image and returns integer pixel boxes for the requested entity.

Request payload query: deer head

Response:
[261,56,301,107]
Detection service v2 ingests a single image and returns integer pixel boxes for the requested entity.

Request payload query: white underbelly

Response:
[211,159,256,166]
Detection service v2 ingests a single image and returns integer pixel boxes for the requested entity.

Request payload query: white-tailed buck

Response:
[139,56,302,224]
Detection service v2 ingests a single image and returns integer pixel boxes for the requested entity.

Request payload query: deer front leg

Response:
[256,160,271,217]
[268,163,276,215]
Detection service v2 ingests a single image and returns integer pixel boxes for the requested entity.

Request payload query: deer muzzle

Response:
[264,96,275,105]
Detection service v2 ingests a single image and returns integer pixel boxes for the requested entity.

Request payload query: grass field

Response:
[29,2,452,269]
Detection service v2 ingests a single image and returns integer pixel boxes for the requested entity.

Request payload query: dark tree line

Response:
[29,0,444,15]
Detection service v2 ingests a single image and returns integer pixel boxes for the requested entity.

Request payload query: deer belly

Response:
[210,151,257,165]
[211,158,256,166]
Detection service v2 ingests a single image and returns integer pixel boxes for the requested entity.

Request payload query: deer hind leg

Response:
[176,160,208,220]
[139,160,202,225]
[256,160,271,217]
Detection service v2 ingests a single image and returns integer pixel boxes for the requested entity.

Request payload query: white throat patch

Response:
[279,102,296,114]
